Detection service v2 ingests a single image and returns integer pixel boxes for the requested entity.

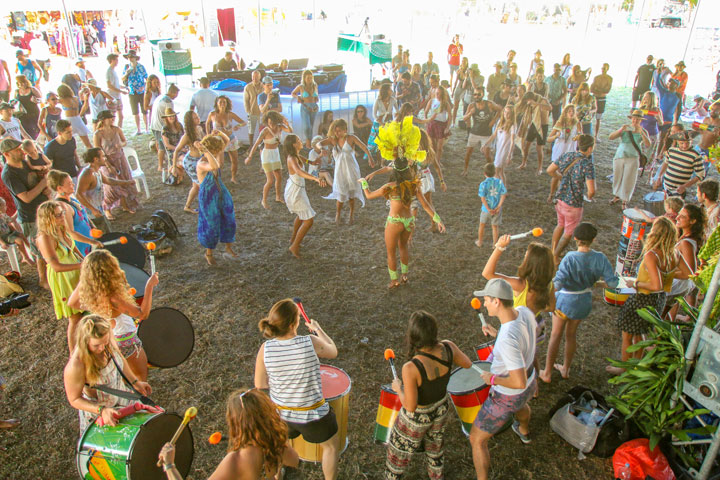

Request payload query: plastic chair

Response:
[1,244,20,273]
[123,147,150,199]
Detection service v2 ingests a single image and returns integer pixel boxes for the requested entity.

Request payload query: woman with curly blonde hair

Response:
[159,388,299,479]
[64,315,152,431]
[68,249,159,381]
[36,201,101,351]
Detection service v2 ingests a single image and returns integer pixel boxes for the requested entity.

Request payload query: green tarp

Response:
[337,34,391,64]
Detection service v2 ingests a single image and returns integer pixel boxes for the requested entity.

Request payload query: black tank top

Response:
[411,341,454,406]
[470,101,493,136]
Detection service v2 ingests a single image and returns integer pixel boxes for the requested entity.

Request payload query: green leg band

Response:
[388,268,398,280]
[401,263,409,274]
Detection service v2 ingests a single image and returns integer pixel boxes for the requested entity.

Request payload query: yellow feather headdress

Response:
[374,116,427,164]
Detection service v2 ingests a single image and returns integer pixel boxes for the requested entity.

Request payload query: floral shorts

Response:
[473,378,537,434]
[116,331,143,359]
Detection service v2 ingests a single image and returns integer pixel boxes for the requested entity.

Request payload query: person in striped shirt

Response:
[254,299,340,480]
[653,130,705,197]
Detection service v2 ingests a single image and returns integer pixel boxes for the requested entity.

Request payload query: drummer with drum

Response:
[63,315,152,431]
[384,311,471,480]
[254,299,339,480]
[469,279,538,480]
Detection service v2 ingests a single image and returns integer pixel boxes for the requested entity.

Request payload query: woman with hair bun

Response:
[254,299,339,480]
[385,310,471,480]
[158,388,299,479]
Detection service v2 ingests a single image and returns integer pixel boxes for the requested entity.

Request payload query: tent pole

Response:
[200,0,208,47]
[257,0,261,47]
[61,0,78,59]
[682,0,701,62]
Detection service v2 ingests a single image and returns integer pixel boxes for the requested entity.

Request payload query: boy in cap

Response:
[539,222,618,383]
[470,278,538,479]
[0,102,31,141]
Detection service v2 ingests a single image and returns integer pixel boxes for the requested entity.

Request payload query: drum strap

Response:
[274,398,326,411]
[90,354,159,407]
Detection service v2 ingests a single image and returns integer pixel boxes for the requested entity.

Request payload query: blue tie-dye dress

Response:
[198,170,236,249]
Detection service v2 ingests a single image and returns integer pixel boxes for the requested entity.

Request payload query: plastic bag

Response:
[612,438,676,480]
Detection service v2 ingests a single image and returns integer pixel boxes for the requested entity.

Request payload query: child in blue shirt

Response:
[476,162,507,248]
[539,222,618,383]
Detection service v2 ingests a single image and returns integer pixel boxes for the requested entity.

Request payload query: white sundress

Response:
[323,140,365,206]
[494,126,517,168]
[284,162,316,221]
[551,124,579,162]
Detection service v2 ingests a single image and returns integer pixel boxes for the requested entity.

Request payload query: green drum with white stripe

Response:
[76,412,194,480]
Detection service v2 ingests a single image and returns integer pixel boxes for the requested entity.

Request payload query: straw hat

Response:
[628,109,644,119]
[161,107,179,118]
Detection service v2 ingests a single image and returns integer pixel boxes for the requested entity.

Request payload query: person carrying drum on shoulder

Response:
[158,389,299,480]
[539,223,617,384]
[63,315,152,432]
[254,299,340,480]
[68,249,159,383]
[469,279,538,480]
[385,311,471,480]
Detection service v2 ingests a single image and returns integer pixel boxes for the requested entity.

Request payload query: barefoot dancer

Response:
[540,223,617,383]
[206,95,246,184]
[196,132,237,265]
[245,111,292,209]
[172,111,203,214]
[360,117,445,288]
[284,134,326,258]
[317,119,374,225]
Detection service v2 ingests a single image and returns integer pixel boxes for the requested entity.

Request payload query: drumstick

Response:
[292,297,311,324]
[146,242,157,276]
[470,298,488,327]
[101,237,128,247]
[156,407,197,467]
[472,363,488,376]
[384,348,398,380]
[208,431,225,445]
[508,227,543,241]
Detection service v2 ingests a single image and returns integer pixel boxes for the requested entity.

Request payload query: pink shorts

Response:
[555,200,583,236]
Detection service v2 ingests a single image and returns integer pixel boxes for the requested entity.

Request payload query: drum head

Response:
[447,361,490,395]
[138,308,194,368]
[644,191,665,202]
[101,232,146,269]
[129,413,194,479]
[319,365,351,400]
[120,263,150,299]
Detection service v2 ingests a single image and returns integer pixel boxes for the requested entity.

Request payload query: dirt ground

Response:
[0,87,658,479]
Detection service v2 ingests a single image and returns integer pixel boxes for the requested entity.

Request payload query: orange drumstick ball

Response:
[129,287,137,296]
[146,242,156,251]
[471,297,482,310]
[119,237,128,244]
[90,228,103,239]
[384,348,395,361]
[208,432,222,445]
[532,228,543,237]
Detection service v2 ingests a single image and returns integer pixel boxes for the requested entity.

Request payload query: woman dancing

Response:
[666,204,705,318]
[316,119,374,225]
[245,111,293,209]
[292,70,319,148]
[68,249,159,382]
[14,74,41,139]
[486,105,517,185]
[420,86,452,165]
[64,315,152,432]
[571,82,597,135]
[92,110,140,218]
[608,110,651,208]
[385,311,472,480]
[639,91,663,163]
[206,95,246,184]
[368,83,397,163]
[360,117,445,288]
[172,111,203,213]
[158,389,299,480]
[197,131,237,265]
[607,217,678,375]
[547,104,579,164]
[284,134,326,258]
[254,299,339,480]
[36,201,101,351]
[57,83,92,148]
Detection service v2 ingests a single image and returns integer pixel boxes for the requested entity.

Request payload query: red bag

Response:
[613,438,676,480]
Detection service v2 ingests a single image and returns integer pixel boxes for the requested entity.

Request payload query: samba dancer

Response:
[254,299,339,480]
[245,111,293,209]
[360,116,445,288]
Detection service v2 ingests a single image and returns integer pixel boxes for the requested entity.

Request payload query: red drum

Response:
[374,384,402,444]
[475,341,495,362]
[447,361,491,436]
[621,208,652,241]
[119,262,150,306]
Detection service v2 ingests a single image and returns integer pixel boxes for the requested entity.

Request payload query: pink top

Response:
[0,60,8,91]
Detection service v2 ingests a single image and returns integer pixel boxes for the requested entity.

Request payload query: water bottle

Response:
[588,408,605,426]
[617,462,632,480]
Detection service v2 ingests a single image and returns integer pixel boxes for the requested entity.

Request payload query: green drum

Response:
[76,412,194,480]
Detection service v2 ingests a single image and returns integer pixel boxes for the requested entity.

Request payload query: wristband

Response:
[360,179,369,190]
[162,463,176,472]
[98,405,104,415]
[494,245,506,251]
[490,375,496,386]
[432,212,441,223]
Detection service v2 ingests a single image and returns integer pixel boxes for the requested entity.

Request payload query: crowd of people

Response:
[1,30,720,480]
